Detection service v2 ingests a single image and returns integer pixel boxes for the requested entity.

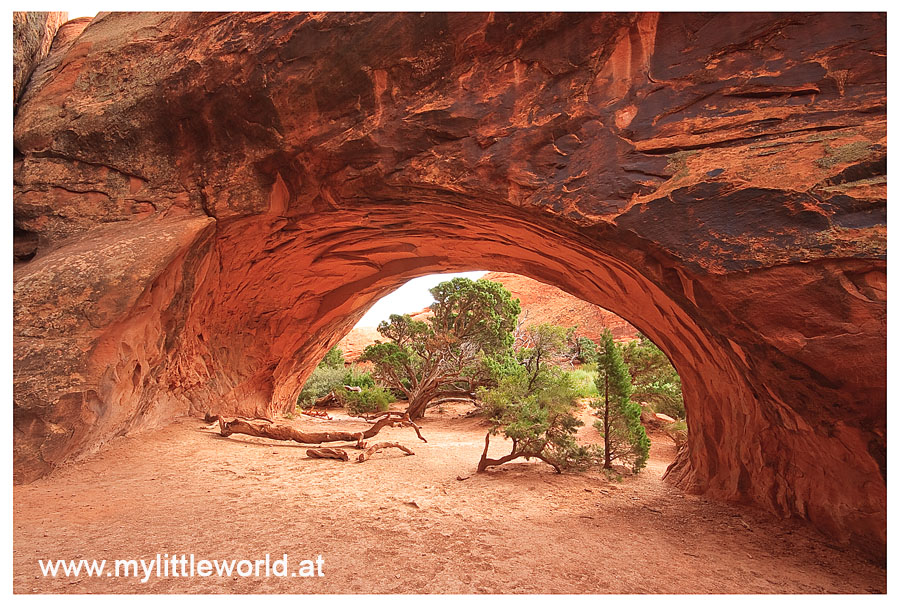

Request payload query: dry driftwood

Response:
[306,447,350,461]
[357,441,415,462]
[309,384,363,409]
[301,409,332,420]
[218,411,427,448]
[313,391,341,408]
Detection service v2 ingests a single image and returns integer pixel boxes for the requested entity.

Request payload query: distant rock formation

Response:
[338,272,639,360]
[482,271,639,343]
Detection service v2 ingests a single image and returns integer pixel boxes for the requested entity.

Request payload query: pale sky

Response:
[62,5,98,19]
[355,271,487,328]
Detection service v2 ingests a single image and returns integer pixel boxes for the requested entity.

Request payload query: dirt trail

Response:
[13,404,886,594]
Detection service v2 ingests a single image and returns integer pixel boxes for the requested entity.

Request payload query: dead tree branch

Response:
[306,447,350,460]
[217,411,426,448]
[357,442,415,462]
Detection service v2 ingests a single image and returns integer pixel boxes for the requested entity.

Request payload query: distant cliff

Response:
[338,272,639,361]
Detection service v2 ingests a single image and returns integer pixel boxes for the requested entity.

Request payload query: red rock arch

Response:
[13,12,885,557]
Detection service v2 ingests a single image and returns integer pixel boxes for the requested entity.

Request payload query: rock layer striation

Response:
[12,13,886,558]
[12,11,68,111]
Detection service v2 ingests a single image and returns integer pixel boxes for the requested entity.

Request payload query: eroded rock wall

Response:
[12,13,886,557]
[12,11,68,111]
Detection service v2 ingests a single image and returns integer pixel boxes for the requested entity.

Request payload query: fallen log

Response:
[307,447,350,461]
[357,442,415,462]
[218,411,426,448]
[307,385,363,409]
[312,391,341,408]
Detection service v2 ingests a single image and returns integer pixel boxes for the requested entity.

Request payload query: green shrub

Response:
[566,368,599,398]
[575,336,598,365]
[297,365,347,408]
[645,382,684,420]
[319,346,345,369]
[621,335,684,419]
[478,365,597,472]
[344,366,375,389]
[345,386,393,416]
[297,364,379,409]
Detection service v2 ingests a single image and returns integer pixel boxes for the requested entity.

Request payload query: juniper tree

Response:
[516,323,573,392]
[575,336,598,365]
[361,278,520,420]
[476,323,594,473]
[477,365,593,473]
[592,329,650,472]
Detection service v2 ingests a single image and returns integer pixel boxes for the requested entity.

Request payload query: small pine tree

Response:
[592,329,650,472]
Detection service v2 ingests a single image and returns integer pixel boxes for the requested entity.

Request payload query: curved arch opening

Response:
[11,10,886,586]
[292,267,688,475]
[146,199,878,556]
[172,205,754,489]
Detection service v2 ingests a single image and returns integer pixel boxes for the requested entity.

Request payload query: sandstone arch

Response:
[13,13,885,557]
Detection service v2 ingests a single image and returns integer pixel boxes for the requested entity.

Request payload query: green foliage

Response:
[479,349,522,383]
[595,330,633,403]
[318,346,345,369]
[429,278,522,354]
[575,336,598,365]
[479,365,596,472]
[343,366,375,389]
[566,368,599,398]
[621,334,684,419]
[592,329,650,473]
[361,278,521,419]
[515,323,575,397]
[296,364,377,409]
[297,365,347,408]
[478,324,603,472]
[344,386,393,416]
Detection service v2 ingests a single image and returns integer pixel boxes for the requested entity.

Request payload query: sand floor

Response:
[13,404,886,594]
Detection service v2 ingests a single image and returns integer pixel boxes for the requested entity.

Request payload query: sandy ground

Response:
[13,403,886,594]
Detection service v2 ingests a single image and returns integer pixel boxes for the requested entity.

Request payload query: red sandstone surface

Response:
[482,271,638,342]
[12,13,886,560]
[338,271,638,360]
[12,12,67,111]
[338,326,383,362]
